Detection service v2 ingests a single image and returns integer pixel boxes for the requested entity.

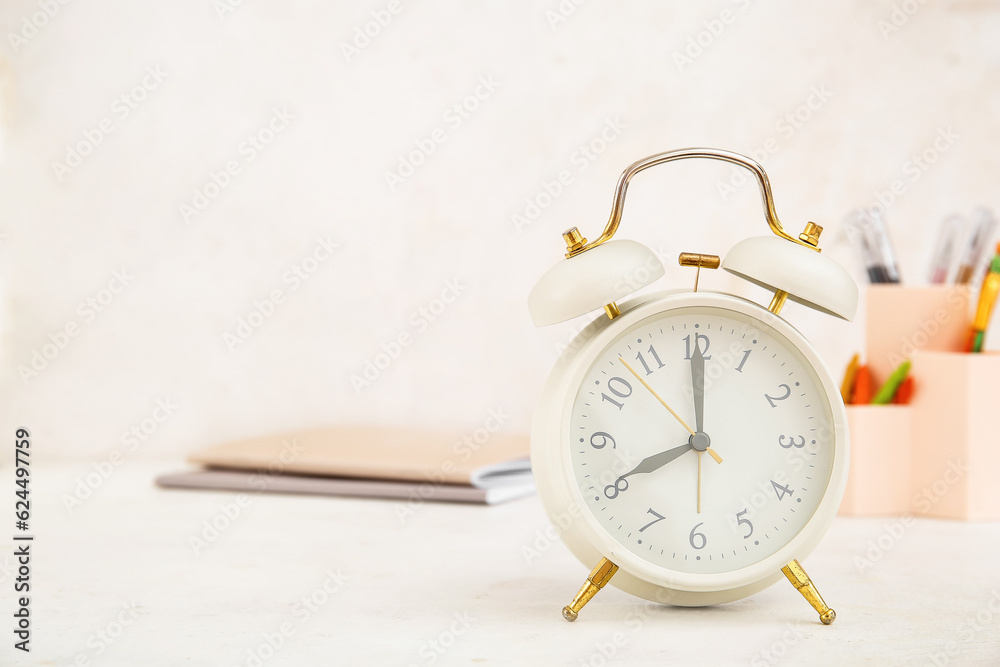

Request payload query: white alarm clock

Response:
[528,148,858,624]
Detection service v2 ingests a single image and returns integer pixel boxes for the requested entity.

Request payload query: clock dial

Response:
[569,305,836,575]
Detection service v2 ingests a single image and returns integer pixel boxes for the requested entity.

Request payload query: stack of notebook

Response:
[156,426,534,505]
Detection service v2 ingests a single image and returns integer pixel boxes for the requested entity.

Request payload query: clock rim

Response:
[531,290,850,600]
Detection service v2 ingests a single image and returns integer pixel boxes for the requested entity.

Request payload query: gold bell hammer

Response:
[679,252,720,293]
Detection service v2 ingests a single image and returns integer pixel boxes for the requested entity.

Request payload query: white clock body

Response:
[531,290,849,607]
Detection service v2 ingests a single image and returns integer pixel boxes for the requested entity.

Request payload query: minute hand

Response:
[691,336,706,433]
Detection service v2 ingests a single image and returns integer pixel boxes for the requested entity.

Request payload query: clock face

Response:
[568,304,836,576]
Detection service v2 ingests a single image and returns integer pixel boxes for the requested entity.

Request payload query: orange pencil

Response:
[839,353,860,404]
[851,365,873,404]
[892,376,915,404]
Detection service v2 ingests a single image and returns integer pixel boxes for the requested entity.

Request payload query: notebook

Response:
[156,426,534,505]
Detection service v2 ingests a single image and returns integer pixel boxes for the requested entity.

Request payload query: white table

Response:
[6,462,1000,666]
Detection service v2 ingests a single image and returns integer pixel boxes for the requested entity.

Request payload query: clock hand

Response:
[689,338,718,514]
[619,356,723,464]
[698,452,702,514]
[617,443,693,481]
[690,335,706,434]
[619,358,694,435]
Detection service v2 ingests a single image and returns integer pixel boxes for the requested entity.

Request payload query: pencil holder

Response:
[865,285,969,385]
[909,350,1000,520]
[838,405,913,516]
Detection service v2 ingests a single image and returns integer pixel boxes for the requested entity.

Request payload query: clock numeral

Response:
[604,478,629,500]
[639,508,666,532]
[778,434,806,449]
[601,376,633,410]
[735,349,751,372]
[589,432,616,450]
[636,345,665,375]
[689,522,707,549]
[764,384,791,408]
[683,333,712,360]
[736,509,754,539]
[770,480,794,501]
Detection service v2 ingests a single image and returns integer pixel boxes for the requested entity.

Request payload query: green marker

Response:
[871,360,911,405]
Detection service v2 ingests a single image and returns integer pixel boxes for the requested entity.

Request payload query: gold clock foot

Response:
[781,559,836,625]
[562,557,619,622]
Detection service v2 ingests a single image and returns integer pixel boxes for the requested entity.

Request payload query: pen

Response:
[871,360,911,404]
[955,207,997,284]
[928,214,964,284]
[846,210,880,283]
[839,353,860,404]
[968,249,1000,353]
[868,207,901,284]
[847,208,901,284]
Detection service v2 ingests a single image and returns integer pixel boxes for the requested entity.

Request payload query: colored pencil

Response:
[852,365,873,405]
[892,376,915,404]
[840,353,860,404]
[871,360,912,405]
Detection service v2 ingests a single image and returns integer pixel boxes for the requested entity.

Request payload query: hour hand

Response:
[618,443,693,481]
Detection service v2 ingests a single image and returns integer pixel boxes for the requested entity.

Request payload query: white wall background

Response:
[1,1,998,462]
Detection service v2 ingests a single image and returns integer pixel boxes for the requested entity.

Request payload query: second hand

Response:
[618,357,723,462]
[698,452,702,513]
[619,357,694,435]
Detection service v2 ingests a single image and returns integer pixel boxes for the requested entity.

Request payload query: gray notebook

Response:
[157,467,534,504]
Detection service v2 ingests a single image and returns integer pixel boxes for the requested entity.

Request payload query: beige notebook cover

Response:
[185,425,530,486]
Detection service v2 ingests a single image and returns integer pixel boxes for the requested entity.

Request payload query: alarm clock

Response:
[528,148,858,624]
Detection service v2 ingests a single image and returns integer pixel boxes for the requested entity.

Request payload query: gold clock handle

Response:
[562,148,821,258]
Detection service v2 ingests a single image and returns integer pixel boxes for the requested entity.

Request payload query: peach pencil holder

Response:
[865,285,969,384]
[839,286,996,519]
[909,351,1000,521]
[839,405,913,517]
